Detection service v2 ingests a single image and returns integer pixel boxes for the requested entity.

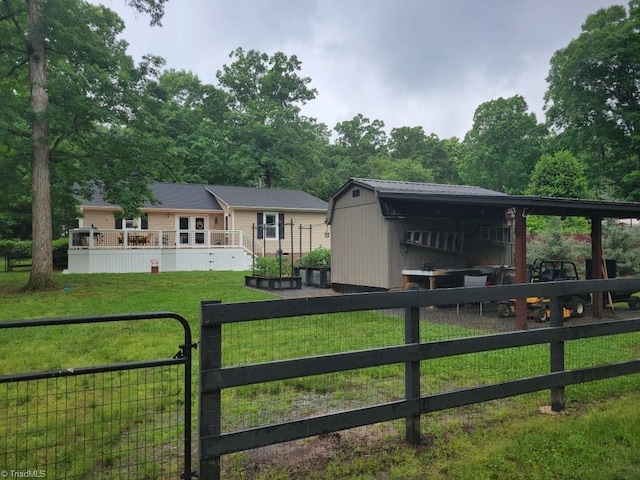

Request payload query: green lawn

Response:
[1,270,640,479]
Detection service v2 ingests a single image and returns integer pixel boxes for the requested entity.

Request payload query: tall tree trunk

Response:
[26,0,53,290]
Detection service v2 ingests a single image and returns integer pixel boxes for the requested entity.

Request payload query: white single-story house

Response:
[68,183,330,273]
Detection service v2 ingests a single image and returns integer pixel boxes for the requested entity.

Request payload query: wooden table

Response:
[402,268,483,290]
[128,234,148,246]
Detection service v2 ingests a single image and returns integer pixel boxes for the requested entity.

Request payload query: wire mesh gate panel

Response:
[0,313,195,480]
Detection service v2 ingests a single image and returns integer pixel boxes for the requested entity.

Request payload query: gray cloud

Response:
[94,0,622,138]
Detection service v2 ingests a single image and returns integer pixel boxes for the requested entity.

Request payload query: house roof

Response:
[82,182,328,212]
[204,184,328,210]
[327,178,640,223]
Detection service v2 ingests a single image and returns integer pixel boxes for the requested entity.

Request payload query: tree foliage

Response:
[602,220,640,275]
[527,150,591,199]
[545,0,640,199]
[388,127,459,184]
[0,0,170,289]
[334,114,387,169]
[215,48,323,188]
[459,95,546,194]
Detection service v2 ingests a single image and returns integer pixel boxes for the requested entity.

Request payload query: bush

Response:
[0,238,69,269]
[299,247,331,268]
[254,255,293,277]
[0,239,32,259]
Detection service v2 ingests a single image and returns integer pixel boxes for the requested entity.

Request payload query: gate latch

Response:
[174,342,198,359]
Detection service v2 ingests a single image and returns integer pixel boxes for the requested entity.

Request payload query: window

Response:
[257,212,285,240]
[115,215,147,230]
[264,213,277,239]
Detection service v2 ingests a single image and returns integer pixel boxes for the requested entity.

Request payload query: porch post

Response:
[514,207,528,330]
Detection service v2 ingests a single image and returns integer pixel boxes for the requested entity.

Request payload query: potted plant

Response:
[245,255,302,290]
[297,247,331,288]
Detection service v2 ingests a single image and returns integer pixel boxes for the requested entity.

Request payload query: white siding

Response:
[232,209,329,256]
[68,248,252,273]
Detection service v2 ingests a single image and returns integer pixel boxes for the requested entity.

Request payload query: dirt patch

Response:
[225,423,402,479]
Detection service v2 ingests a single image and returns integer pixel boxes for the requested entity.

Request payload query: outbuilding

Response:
[327,179,515,292]
[327,178,640,326]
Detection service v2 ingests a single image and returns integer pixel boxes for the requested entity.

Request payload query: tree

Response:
[459,95,546,194]
[603,219,640,275]
[526,150,592,234]
[545,1,640,200]
[0,0,169,289]
[526,150,591,199]
[139,69,231,184]
[388,126,459,184]
[333,114,387,170]
[216,48,322,188]
[526,217,591,264]
[365,156,434,183]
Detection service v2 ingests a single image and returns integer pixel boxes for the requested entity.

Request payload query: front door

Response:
[195,217,205,244]
[178,216,207,245]
[178,216,190,245]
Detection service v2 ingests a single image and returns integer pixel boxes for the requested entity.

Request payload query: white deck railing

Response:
[69,229,264,256]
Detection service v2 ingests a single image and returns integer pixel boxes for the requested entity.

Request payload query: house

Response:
[68,183,330,274]
[327,178,640,298]
[327,178,514,292]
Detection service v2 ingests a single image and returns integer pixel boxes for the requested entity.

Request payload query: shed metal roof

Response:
[328,178,640,222]
[351,178,508,197]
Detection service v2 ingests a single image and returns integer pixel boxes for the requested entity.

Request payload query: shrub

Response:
[0,239,32,259]
[299,247,331,268]
[254,255,293,277]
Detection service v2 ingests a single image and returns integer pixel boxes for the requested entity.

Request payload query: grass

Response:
[1,270,640,478]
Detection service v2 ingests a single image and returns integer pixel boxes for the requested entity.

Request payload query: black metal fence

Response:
[199,277,640,479]
[0,313,195,480]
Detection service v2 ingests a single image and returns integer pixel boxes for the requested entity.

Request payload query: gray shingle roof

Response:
[205,185,328,210]
[351,178,508,197]
[82,183,327,211]
[82,183,223,210]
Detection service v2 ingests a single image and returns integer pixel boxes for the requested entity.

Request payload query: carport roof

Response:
[328,178,640,222]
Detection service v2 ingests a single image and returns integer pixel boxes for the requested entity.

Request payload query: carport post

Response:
[591,217,604,319]
[514,207,528,330]
[404,305,421,444]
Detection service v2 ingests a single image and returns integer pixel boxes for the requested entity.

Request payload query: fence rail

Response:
[0,312,196,480]
[199,277,640,479]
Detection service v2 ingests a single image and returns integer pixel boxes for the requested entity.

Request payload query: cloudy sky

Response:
[95,0,623,139]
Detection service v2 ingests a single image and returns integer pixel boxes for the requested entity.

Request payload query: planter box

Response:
[296,267,331,288]
[245,275,302,290]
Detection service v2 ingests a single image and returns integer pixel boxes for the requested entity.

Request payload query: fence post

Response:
[549,295,565,412]
[405,305,421,444]
[199,300,222,480]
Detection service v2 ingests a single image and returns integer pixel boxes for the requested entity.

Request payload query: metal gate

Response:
[0,312,196,479]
